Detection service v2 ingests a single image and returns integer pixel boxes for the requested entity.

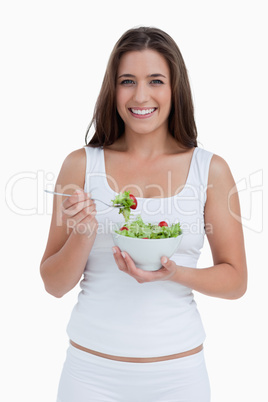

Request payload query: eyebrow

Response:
[117,73,167,79]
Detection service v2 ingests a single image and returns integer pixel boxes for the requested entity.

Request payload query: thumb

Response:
[161,256,176,271]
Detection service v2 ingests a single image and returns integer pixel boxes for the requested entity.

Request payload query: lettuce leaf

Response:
[111,191,134,221]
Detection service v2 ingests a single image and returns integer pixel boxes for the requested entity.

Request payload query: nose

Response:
[132,82,150,104]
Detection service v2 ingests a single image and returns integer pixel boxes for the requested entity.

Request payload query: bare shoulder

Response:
[56,147,86,190]
[206,153,239,218]
[206,153,238,215]
[208,153,234,187]
[62,147,86,168]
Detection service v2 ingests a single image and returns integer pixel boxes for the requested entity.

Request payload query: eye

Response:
[150,79,164,85]
[120,79,135,85]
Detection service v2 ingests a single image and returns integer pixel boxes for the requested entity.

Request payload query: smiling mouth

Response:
[129,108,157,116]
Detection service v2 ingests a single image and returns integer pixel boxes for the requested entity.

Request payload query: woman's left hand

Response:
[112,247,177,283]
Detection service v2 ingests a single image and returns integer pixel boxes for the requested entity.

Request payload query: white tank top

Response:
[67,146,213,357]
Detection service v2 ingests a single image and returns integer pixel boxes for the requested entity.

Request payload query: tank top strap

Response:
[186,147,214,204]
[84,146,105,193]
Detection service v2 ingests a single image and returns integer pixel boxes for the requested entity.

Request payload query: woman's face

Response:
[116,49,172,137]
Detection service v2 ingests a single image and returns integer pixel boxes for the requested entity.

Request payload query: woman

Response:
[40,27,247,401]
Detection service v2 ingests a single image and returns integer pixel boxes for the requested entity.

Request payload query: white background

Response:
[1,1,267,401]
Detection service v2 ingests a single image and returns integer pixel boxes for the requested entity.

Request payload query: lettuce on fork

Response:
[111,191,135,221]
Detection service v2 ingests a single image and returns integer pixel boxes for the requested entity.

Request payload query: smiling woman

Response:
[86,26,198,148]
[116,49,172,136]
[40,26,247,402]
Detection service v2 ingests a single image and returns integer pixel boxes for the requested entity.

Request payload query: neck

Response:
[121,128,179,159]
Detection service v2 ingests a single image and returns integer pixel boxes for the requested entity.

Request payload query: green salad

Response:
[115,215,182,239]
[111,192,182,239]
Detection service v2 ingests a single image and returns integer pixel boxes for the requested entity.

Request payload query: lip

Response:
[128,107,157,119]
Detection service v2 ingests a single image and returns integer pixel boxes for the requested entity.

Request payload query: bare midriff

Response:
[70,340,203,363]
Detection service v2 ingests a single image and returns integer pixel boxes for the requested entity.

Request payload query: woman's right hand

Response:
[61,189,98,238]
[40,149,99,297]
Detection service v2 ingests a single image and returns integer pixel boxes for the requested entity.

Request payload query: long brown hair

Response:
[86,26,197,148]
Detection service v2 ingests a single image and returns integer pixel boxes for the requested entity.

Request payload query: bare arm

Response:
[112,155,247,300]
[171,154,248,299]
[40,148,98,298]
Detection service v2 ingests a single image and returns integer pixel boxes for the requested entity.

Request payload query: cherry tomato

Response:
[158,221,168,227]
[142,237,149,239]
[129,194,138,210]
[120,226,129,231]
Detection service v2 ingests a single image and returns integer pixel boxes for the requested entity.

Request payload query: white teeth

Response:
[130,108,156,115]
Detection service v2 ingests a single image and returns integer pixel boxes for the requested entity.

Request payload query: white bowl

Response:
[112,231,183,271]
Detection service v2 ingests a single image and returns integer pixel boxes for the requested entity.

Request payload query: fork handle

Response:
[93,198,120,208]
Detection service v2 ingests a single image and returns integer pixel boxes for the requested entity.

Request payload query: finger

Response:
[121,251,147,278]
[62,189,90,209]
[112,247,128,272]
[159,256,178,280]
[75,212,99,237]
[161,256,173,269]
[64,203,97,226]
[62,198,95,217]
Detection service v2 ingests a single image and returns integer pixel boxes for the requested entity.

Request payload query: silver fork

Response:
[44,190,121,207]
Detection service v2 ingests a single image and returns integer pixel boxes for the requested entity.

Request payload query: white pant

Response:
[57,345,211,402]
